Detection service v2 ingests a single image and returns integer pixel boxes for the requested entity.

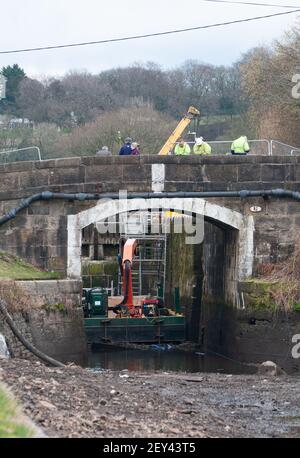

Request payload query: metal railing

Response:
[173,139,271,155]
[173,139,300,156]
[0,146,41,164]
[0,140,300,165]
[207,139,270,156]
[270,140,300,157]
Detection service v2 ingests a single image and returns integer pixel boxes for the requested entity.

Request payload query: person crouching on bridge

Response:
[96,145,112,156]
[174,138,191,155]
[193,137,211,155]
[231,136,250,155]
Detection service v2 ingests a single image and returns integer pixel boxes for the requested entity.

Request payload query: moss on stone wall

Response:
[82,262,104,276]
[239,279,300,311]
[103,261,118,278]
[166,225,203,320]
[166,231,194,307]
[293,303,300,312]
[42,303,66,313]
[82,260,118,288]
[240,280,276,310]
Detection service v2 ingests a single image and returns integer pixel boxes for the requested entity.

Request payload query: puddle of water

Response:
[87,347,257,375]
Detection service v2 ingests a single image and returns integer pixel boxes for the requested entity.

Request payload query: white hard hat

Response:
[195,137,203,145]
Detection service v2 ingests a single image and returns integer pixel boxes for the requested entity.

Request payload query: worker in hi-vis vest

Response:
[174,138,191,155]
[193,137,211,155]
[231,136,250,155]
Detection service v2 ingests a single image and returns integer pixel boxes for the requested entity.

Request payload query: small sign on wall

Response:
[250,206,262,213]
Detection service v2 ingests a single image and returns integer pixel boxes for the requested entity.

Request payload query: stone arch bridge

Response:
[0,154,300,307]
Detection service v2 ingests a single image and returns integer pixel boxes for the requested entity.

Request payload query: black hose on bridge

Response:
[1,188,300,227]
[0,299,65,368]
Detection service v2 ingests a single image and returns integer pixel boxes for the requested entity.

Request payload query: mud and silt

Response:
[0,358,299,438]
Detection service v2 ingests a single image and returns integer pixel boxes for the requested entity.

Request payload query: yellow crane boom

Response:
[158,106,200,155]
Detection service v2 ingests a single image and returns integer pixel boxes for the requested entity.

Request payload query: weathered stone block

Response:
[4,162,34,173]
[85,165,122,182]
[47,257,66,272]
[34,159,57,169]
[82,182,104,193]
[238,164,261,182]
[121,182,151,192]
[122,164,151,182]
[54,157,82,168]
[0,173,19,192]
[49,166,85,185]
[203,164,238,182]
[261,164,285,182]
[113,155,141,165]
[165,165,202,182]
[28,204,50,215]
[293,165,300,181]
[19,170,50,189]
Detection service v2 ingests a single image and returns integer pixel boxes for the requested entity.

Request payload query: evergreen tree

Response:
[0,64,26,114]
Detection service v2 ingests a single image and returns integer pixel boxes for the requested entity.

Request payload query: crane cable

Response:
[0,8,299,55]
[201,0,300,9]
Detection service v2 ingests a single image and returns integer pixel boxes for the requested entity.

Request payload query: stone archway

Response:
[67,198,254,297]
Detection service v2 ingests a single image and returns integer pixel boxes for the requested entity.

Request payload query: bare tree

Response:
[54,106,177,157]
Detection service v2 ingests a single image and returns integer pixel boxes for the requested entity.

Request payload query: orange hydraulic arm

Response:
[158,106,200,155]
[114,239,140,317]
[122,239,138,313]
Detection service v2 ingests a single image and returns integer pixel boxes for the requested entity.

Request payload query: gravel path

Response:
[0,358,299,438]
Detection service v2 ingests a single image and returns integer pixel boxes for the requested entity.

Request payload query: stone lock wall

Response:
[0,279,87,365]
[229,309,300,373]
[1,156,300,361]
[197,278,300,372]
[0,155,300,277]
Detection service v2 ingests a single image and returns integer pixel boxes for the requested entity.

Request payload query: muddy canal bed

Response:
[1,358,300,438]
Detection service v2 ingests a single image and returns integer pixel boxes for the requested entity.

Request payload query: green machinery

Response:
[82,287,108,317]
[82,282,186,344]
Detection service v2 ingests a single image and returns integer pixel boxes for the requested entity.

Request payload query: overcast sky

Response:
[1,0,300,78]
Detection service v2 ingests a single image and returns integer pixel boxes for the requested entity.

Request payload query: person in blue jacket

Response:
[119,137,132,155]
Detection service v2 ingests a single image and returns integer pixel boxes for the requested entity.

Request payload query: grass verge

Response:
[0,383,35,438]
[0,251,59,280]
